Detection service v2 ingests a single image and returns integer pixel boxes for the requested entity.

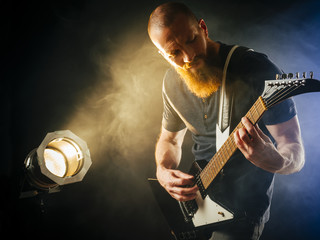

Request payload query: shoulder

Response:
[234,48,281,78]
[219,43,279,78]
[163,67,186,96]
[231,47,282,94]
[163,68,180,84]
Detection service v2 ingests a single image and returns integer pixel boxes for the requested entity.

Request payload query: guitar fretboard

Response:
[199,96,267,189]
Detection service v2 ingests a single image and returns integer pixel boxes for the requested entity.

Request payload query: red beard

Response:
[175,57,222,98]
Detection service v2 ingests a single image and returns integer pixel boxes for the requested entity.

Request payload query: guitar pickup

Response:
[178,199,198,223]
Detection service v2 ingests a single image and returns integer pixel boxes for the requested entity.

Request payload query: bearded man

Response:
[148,2,305,240]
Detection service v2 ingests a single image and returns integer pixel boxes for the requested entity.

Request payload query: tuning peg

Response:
[295,72,300,78]
[276,74,280,80]
[302,72,306,78]
[310,71,313,79]
[288,73,294,79]
[282,73,287,79]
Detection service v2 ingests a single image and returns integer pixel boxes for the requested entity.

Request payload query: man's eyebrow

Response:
[163,42,177,55]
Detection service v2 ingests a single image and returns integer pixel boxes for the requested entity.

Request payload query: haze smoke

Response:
[62,28,168,168]
[55,1,319,239]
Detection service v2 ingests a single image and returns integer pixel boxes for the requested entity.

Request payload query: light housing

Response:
[21,130,92,197]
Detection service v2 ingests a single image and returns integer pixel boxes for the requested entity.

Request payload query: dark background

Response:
[1,0,320,239]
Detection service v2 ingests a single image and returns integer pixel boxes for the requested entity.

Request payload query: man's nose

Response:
[183,48,195,63]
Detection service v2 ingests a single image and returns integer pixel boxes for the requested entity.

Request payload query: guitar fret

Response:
[254,106,259,121]
[219,148,225,163]
[215,155,221,169]
[259,96,267,111]
[213,159,219,173]
[246,106,256,124]
[214,161,220,174]
[209,163,214,182]
[215,159,220,172]
[230,137,237,152]
[248,108,254,123]
[225,145,230,159]
[221,147,227,163]
[201,173,207,188]
[200,96,268,190]
[205,168,209,185]
[224,140,231,158]
[253,103,259,121]
[257,103,263,118]
[218,155,223,167]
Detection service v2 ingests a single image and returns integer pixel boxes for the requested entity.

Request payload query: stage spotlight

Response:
[20,130,92,198]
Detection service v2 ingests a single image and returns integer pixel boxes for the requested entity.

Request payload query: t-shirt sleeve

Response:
[240,50,297,125]
[261,97,297,125]
[161,71,186,132]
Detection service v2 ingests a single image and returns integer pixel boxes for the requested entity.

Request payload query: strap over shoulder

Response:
[216,45,254,151]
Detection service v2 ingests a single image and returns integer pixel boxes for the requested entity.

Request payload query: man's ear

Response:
[198,19,208,37]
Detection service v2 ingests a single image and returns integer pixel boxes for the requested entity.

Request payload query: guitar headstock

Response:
[261,71,320,109]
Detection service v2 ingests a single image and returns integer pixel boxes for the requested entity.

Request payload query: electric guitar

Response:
[149,72,320,240]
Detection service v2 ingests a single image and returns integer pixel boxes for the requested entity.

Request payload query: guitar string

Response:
[265,84,301,108]
[206,86,296,188]
[264,84,288,106]
[265,84,294,105]
[262,84,288,106]
[265,80,304,107]
[267,85,301,108]
[186,82,303,207]
[197,82,302,190]
[262,82,296,107]
[199,99,266,189]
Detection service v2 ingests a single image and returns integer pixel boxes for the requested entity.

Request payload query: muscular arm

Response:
[234,116,305,174]
[155,126,198,201]
[265,116,305,174]
[155,126,186,169]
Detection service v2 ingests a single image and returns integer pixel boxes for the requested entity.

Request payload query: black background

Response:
[2,0,320,239]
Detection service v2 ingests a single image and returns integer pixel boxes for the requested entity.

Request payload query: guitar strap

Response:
[216,45,254,151]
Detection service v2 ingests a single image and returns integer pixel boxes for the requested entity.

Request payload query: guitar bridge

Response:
[178,199,198,223]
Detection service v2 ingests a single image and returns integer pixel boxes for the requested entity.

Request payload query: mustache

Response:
[183,55,205,70]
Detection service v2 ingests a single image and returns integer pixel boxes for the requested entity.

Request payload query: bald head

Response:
[147,3,221,98]
[148,2,198,37]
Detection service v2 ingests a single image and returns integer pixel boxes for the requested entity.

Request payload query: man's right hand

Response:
[156,166,199,201]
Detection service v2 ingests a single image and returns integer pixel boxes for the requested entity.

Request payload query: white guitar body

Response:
[149,75,320,240]
[191,125,234,227]
[193,192,234,227]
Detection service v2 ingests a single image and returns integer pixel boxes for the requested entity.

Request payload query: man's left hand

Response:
[233,117,281,172]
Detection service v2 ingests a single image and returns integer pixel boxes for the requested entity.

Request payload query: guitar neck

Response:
[199,96,268,189]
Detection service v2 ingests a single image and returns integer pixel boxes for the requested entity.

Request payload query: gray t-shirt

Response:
[161,43,297,223]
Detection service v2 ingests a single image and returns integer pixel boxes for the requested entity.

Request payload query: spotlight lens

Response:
[44,149,67,177]
[44,138,84,178]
